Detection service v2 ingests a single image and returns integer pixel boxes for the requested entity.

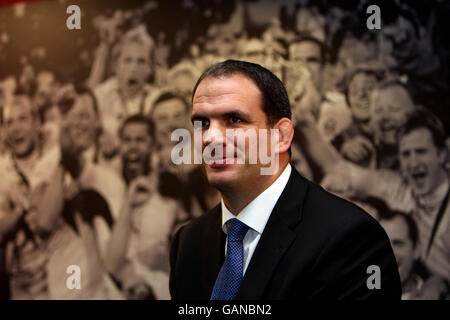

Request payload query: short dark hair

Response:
[380,210,419,248]
[151,91,190,115]
[192,59,292,126]
[288,36,327,66]
[397,108,447,150]
[119,114,155,141]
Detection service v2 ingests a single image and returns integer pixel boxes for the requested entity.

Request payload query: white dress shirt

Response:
[221,163,292,275]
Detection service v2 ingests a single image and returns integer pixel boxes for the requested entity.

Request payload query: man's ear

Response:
[273,117,294,155]
[438,147,447,166]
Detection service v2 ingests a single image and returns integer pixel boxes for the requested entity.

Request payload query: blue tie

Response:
[211,218,249,300]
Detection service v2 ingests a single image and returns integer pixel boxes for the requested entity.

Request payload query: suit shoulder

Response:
[179,204,221,236]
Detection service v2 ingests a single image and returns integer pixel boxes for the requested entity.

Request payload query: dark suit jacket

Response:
[169,168,401,300]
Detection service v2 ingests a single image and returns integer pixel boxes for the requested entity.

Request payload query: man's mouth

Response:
[126,152,142,163]
[354,96,369,110]
[128,78,138,87]
[379,121,397,133]
[71,127,87,139]
[205,157,236,168]
[411,170,428,186]
[12,136,26,146]
[136,184,149,193]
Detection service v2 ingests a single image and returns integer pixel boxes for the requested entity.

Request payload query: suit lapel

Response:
[201,205,226,299]
[236,168,309,299]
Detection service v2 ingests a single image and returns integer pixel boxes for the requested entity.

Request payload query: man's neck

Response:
[221,161,289,215]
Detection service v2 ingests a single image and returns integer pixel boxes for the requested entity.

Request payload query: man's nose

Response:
[409,152,420,167]
[203,121,226,146]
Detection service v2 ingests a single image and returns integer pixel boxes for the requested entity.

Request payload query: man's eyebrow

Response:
[190,110,250,123]
[190,113,206,123]
[223,110,250,120]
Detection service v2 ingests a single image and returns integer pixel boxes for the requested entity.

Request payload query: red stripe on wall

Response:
[0,0,45,7]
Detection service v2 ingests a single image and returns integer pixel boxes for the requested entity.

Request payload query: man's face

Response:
[66,94,98,151]
[116,42,151,97]
[289,40,323,92]
[3,98,38,158]
[153,98,188,147]
[380,215,415,284]
[120,122,152,173]
[399,128,446,197]
[370,85,415,147]
[348,72,377,122]
[34,71,56,109]
[380,16,418,68]
[191,74,272,191]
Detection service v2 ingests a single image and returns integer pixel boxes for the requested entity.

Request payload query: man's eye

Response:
[193,118,209,128]
[230,116,242,124]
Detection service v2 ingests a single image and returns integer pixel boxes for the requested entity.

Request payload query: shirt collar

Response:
[221,163,292,235]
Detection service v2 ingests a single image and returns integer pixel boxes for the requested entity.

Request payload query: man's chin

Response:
[13,142,35,158]
[124,160,145,173]
[411,184,430,198]
[205,167,239,190]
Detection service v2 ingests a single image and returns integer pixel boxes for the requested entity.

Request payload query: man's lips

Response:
[128,78,138,86]
[126,151,141,162]
[206,157,236,168]
[12,136,26,145]
[411,171,427,183]
[379,119,398,133]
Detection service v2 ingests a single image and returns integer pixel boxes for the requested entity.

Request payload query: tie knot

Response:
[226,218,249,242]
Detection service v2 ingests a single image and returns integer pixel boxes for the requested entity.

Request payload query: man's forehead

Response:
[122,122,151,139]
[400,128,434,147]
[372,85,414,109]
[120,42,150,59]
[193,74,261,104]
[3,97,33,119]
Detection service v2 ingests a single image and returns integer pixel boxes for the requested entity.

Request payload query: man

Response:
[370,81,416,170]
[169,60,401,300]
[94,26,155,158]
[287,36,351,181]
[150,90,219,219]
[378,211,423,299]
[300,81,417,211]
[397,109,450,295]
[288,37,325,96]
[105,114,185,300]
[332,65,385,168]
[0,95,60,299]
[43,88,126,299]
